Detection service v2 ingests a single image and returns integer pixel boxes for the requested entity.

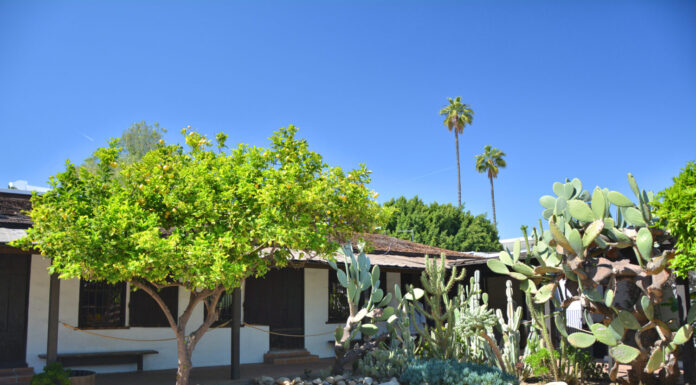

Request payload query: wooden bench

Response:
[39,350,158,372]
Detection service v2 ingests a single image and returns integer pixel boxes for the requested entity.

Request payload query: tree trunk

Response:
[489,176,496,225]
[176,339,193,385]
[130,281,224,385]
[455,130,461,207]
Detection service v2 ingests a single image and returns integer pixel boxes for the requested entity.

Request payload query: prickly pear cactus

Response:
[329,243,396,374]
[488,175,694,385]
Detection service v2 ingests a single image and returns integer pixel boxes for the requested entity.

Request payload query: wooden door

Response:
[0,254,30,368]
[244,268,304,350]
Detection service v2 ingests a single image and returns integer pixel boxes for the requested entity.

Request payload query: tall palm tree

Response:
[475,145,506,226]
[439,97,474,207]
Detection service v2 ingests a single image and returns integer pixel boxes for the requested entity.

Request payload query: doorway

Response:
[0,254,31,368]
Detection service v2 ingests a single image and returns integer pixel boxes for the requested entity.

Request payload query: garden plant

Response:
[488,175,694,385]
[13,126,383,385]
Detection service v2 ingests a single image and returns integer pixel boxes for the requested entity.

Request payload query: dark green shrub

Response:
[31,362,71,385]
[400,359,519,385]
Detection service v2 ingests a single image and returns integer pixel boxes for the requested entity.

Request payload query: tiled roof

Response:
[355,233,479,259]
[0,192,32,228]
[296,233,489,270]
[0,191,491,269]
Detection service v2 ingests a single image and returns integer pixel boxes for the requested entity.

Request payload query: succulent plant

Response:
[403,254,465,360]
[329,243,396,374]
[495,280,530,378]
[488,175,694,384]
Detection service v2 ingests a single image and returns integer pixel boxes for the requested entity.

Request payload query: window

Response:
[129,286,178,327]
[328,270,349,323]
[328,270,387,323]
[78,280,126,329]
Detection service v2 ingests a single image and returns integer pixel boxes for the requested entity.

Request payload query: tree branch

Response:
[188,286,225,353]
[179,288,213,330]
[131,280,180,336]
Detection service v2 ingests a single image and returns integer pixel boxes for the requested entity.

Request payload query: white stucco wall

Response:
[304,268,341,358]
[26,256,269,373]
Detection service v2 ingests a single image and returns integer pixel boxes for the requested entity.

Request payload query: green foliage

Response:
[14,125,381,289]
[399,359,519,385]
[382,196,500,252]
[439,96,474,135]
[84,121,166,171]
[654,161,696,278]
[524,347,552,378]
[493,175,693,384]
[357,348,410,381]
[31,362,71,385]
[13,125,383,385]
[474,145,506,225]
[439,96,474,208]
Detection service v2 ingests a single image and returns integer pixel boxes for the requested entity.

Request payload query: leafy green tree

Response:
[475,145,507,226]
[83,121,165,170]
[654,161,696,278]
[439,97,474,208]
[382,196,500,252]
[13,126,382,385]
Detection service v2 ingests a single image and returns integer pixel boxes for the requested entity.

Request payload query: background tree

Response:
[13,126,382,385]
[439,97,474,207]
[475,145,506,226]
[654,161,696,278]
[382,196,500,252]
[83,121,165,169]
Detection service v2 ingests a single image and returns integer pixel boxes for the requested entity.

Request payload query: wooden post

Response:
[46,272,60,364]
[230,287,241,379]
[677,276,695,384]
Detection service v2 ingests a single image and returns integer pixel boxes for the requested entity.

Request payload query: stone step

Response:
[263,349,311,361]
[269,354,320,365]
[263,349,319,365]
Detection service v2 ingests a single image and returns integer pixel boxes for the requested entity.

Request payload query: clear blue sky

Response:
[1,0,695,240]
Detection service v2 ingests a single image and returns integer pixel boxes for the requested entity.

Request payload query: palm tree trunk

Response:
[455,130,461,207]
[489,176,496,225]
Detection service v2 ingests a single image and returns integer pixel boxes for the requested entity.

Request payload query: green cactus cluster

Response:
[494,280,530,378]
[329,243,396,374]
[403,254,466,360]
[454,270,495,365]
[488,175,694,384]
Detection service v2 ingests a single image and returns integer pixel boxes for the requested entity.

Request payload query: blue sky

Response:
[1,0,694,240]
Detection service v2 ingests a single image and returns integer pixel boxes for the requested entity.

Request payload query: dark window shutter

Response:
[78,281,127,329]
[129,286,178,327]
[243,276,269,325]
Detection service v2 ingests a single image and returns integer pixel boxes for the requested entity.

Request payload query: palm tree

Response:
[439,97,474,207]
[475,145,506,226]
